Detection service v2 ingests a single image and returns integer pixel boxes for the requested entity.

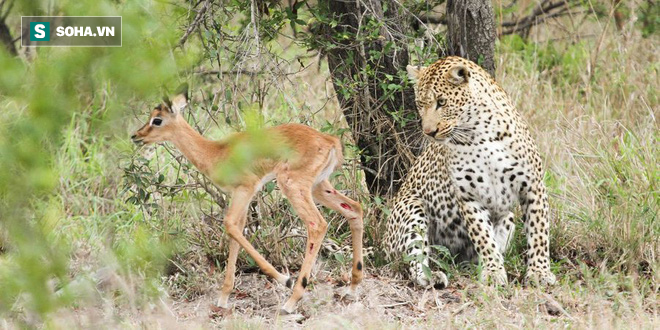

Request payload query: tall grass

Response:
[499,30,658,282]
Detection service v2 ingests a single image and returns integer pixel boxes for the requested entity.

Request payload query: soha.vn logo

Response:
[29,22,115,41]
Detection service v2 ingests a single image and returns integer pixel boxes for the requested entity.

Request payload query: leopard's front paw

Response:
[525,268,556,286]
[410,263,449,289]
[480,265,508,286]
[431,270,449,289]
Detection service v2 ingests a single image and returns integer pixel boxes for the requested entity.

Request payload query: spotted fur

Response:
[385,56,556,288]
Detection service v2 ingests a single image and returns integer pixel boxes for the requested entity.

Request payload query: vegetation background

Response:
[0,0,657,328]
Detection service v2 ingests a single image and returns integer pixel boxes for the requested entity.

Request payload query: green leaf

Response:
[422,264,432,281]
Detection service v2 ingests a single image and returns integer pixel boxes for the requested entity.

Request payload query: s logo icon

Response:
[30,22,50,41]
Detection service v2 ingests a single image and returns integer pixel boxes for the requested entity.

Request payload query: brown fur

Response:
[131,92,363,314]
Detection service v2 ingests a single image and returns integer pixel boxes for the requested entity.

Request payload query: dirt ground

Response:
[156,267,618,329]
[45,255,657,328]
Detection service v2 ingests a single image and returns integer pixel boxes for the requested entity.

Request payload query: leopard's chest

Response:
[447,139,526,220]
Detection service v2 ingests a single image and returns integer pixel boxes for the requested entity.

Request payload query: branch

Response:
[1,0,13,20]
[177,0,211,48]
[417,13,446,25]
[195,70,263,76]
[0,0,16,56]
[499,0,583,35]
[501,8,573,35]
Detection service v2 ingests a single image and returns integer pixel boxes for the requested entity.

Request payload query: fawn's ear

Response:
[447,64,469,85]
[166,83,189,114]
[406,65,427,83]
[161,95,174,113]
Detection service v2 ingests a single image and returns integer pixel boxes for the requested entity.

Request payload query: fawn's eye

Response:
[436,98,446,108]
[151,117,163,126]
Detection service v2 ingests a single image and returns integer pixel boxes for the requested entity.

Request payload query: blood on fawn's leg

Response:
[340,203,352,211]
[309,243,314,252]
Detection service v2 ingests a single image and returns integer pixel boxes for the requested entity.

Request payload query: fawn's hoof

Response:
[285,277,295,289]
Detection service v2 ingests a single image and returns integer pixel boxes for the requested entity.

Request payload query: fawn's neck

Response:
[169,119,226,176]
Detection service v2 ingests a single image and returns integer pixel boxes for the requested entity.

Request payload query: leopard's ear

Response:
[447,65,469,85]
[407,65,427,83]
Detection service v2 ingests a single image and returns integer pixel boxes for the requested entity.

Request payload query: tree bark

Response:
[446,0,496,75]
[322,0,424,197]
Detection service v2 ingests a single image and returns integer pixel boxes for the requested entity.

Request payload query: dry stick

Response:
[378,301,411,308]
[500,8,577,35]
[452,301,474,316]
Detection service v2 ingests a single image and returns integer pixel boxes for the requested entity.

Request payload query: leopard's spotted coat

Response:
[384,56,556,288]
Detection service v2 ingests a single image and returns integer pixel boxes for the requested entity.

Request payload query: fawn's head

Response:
[131,87,189,145]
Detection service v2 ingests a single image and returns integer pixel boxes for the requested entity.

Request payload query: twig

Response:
[378,301,411,308]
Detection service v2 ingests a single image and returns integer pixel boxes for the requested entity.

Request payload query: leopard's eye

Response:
[436,98,446,108]
[151,117,163,126]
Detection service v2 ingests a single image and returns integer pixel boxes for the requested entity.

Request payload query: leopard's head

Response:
[407,56,476,143]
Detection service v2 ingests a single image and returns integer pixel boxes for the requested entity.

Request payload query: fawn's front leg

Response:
[221,187,291,299]
[217,213,246,308]
[279,181,328,314]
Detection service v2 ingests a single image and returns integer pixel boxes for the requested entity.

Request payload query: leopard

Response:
[384,56,556,289]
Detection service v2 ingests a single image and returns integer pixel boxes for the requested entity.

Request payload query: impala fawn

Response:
[131,88,364,314]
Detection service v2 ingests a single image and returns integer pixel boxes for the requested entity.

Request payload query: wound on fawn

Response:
[340,203,352,210]
[309,243,314,252]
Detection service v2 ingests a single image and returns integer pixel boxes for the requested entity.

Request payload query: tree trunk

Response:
[320,0,497,197]
[0,19,17,56]
[446,0,496,76]
[322,0,424,197]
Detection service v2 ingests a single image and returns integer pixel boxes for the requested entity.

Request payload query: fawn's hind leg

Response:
[312,180,364,294]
